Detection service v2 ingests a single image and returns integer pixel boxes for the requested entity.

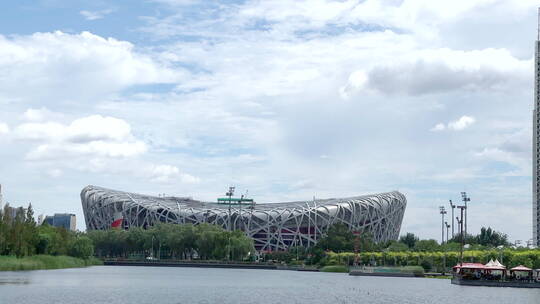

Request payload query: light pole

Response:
[449,199,455,238]
[151,235,155,260]
[445,222,450,243]
[226,186,235,231]
[461,192,470,236]
[457,205,466,266]
[225,186,235,261]
[439,206,447,244]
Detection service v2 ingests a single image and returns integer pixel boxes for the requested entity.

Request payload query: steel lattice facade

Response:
[81,185,407,251]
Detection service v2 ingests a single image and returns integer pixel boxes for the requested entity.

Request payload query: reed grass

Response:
[0,255,102,271]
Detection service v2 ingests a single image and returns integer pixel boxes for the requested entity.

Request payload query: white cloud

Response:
[22,108,56,122]
[430,123,446,132]
[448,116,476,131]
[80,9,114,21]
[345,48,530,96]
[431,116,476,132]
[0,122,9,134]
[149,164,200,184]
[15,115,147,160]
[0,31,182,102]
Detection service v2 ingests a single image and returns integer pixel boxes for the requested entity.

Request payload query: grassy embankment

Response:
[0,255,102,271]
[320,265,349,273]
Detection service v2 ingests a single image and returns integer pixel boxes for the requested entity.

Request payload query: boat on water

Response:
[451,260,540,288]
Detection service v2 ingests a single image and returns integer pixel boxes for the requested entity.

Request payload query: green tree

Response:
[476,227,509,247]
[399,233,419,249]
[414,239,440,252]
[386,241,409,252]
[68,236,94,259]
[315,223,354,252]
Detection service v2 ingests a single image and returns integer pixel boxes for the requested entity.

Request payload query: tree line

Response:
[264,223,521,267]
[0,202,526,269]
[0,203,255,262]
[323,249,540,272]
[0,203,93,259]
[87,223,255,261]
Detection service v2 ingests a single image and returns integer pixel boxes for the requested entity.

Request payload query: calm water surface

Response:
[0,266,539,304]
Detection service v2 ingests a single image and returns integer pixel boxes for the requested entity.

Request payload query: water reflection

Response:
[0,276,30,285]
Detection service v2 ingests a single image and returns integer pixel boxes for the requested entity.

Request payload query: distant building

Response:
[3,206,26,220]
[37,214,45,225]
[43,213,76,231]
[0,184,27,220]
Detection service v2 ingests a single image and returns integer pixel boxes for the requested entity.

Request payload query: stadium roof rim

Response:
[81,185,405,208]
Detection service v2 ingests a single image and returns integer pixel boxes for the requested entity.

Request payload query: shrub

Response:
[320,265,349,273]
[420,259,432,272]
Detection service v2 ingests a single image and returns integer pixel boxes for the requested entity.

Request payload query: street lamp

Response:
[225,186,235,261]
[449,199,456,238]
[439,206,447,244]
[457,205,466,266]
[445,221,450,243]
[461,192,470,236]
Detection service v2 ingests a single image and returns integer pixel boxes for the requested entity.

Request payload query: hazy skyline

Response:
[0,0,537,242]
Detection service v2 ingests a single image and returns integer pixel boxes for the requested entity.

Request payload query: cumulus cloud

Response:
[430,123,446,132]
[0,31,183,102]
[15,115,147,160]
[21,107,63,122]
[475,128,531,175]
[0,122,8,134]
[431,116,476,131]
[448,116,476,131]
[80,9,114,21]
[148,164,200,183]
[344,48,529,96]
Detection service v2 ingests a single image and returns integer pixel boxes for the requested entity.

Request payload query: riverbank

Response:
[104,260,278,270]
[0,255,103,271]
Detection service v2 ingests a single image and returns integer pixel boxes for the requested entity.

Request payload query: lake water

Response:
[0,266,539,304]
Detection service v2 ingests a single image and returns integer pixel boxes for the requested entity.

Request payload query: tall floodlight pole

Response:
[226,186,235,231]
[457,206,466,266]
[449,199,455,238]
[226,186,235,260]
[439,206,447,244]
[461,192,470,236]
[445,222,450,243]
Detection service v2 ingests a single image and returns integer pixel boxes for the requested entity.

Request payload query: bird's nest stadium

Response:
[81,185,407,251]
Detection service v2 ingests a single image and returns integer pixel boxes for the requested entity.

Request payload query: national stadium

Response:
[81,185,407,251]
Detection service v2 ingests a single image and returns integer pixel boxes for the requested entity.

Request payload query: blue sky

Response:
[0,0,537,243]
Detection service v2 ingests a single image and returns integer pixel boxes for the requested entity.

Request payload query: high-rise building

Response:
[534,12,540,246]
[43,213,77,231]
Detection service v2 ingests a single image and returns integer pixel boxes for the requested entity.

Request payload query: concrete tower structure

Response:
[534,9,540,246]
